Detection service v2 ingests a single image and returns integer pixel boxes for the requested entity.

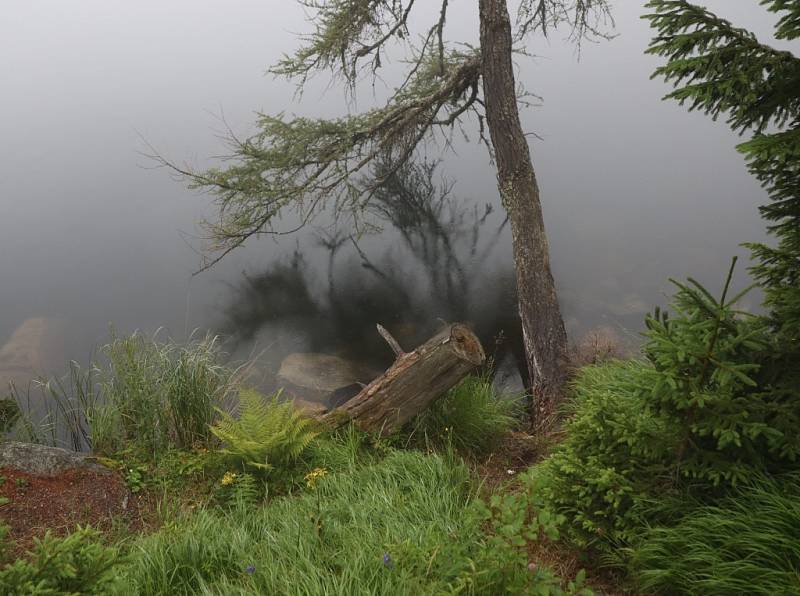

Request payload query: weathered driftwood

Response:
[322,323,485,434]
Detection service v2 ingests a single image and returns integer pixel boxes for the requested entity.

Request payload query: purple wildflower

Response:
[383,552,394,569]
[245,564,256,574]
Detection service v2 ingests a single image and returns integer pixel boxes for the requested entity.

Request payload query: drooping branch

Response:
[159,0,614,272]
[515,0,614,42]
[645,0,800,134]
[152,51,481,270]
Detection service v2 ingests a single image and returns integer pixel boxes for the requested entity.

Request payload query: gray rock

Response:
[0,441,113,476]
[277,353,377,393]
[325,383,363,409]
[291,398,329,417]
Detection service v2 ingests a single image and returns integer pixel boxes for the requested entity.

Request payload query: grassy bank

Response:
[2,301,798,595]
[0,331,595,595]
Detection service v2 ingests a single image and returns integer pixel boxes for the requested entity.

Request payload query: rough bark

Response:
[478,0,569,429]
[322,323,485,434]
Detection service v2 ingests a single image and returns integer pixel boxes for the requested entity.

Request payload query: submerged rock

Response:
[570,326,629,367]
[325,383,364,409]
[291,398,329,417]
[0,441,113,476]
[0,317,67,390]
[277,353,377,393]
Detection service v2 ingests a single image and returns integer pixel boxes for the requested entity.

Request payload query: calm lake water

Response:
[0,1,774,395]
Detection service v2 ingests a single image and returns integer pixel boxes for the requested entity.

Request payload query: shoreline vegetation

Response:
[1,1,799,593]
[1,273,798,595]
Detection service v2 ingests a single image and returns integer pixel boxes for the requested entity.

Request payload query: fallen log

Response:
[322,323,485,434]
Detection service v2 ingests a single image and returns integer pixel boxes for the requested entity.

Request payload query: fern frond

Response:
[209,389,320,474]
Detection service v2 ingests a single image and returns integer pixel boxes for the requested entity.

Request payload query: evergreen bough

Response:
[642,259,799,485]
[531,3,800,550]
[644,1,800,445]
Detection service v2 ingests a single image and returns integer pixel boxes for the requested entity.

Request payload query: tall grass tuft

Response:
[5,331,237,457]
[4,364,106,451]
[101,331,234,456]
[406,374,521,456]
[161,334,231,449]
[630,472,800,595]
[101,332,164,454]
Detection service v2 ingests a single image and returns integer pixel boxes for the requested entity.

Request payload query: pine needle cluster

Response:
[644,0,800,405]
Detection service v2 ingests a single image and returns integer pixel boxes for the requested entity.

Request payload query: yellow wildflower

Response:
[304,467,328,489]
[221,471,237,486]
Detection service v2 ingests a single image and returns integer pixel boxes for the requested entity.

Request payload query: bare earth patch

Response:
[0,466,139,554]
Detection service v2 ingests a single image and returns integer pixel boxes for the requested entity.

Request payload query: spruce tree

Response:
[644,0,800,465]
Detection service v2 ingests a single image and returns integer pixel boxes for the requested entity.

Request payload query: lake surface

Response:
[0,1,774,394]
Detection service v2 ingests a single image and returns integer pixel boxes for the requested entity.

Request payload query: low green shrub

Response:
[0,526,123,595]
[532,264,800,551]
[629,472,800,595]
[466,471,594,595]
[642,265,797,485]
[528,360,676,548]
[406,374,521,456]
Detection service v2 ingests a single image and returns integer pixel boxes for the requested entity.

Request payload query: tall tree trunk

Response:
[478,0,568,430]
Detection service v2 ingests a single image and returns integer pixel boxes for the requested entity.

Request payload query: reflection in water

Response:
[0,318,67,396]
[219,160,527,389]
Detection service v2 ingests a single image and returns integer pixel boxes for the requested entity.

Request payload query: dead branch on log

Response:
[376,324,405,356]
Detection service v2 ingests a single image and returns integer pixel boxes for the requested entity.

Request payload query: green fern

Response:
[230,473,261,507]
[210,389,319,473]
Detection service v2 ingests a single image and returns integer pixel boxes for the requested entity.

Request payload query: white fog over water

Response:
[0,1,783,385]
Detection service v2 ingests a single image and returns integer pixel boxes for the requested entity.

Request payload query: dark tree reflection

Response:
[219,159,525,382]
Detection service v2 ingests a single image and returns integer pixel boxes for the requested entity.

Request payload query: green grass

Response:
[102,331,234,456]
[117,447,582,595]
[405,374,521,456]
[6,331,238,458]
[629,472,800,595]
[120,450,482,595]
[0,366,591,595]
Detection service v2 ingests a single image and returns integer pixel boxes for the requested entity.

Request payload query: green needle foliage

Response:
[644,0,800,436]
[0,527,123,595]
[530,262,799,549]
[154,0,612,267]
[209,389,319,473]
[642,259,795,485]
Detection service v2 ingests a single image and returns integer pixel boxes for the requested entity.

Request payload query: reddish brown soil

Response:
[0,466,140,554]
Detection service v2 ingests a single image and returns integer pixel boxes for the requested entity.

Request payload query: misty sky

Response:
[0,1,788,359]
